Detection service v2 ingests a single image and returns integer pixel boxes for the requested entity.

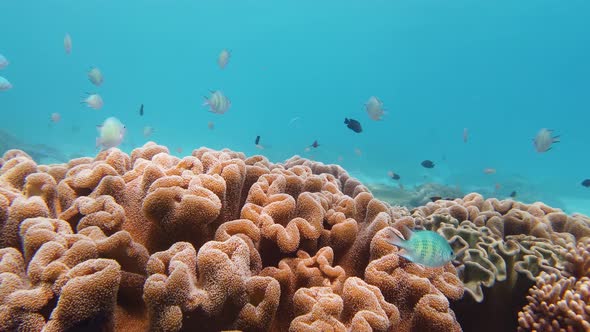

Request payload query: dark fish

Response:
[255,135,260,145]
[581,179,590,187]
[421,160,435,168]
[139,104,144,116]
[390,173,400,180]
[344,118,362,133]
[311,140,319,148]
[430,196,456,202]
[510,191,517,198]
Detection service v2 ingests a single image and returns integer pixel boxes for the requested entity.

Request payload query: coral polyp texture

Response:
[0,143,588,331]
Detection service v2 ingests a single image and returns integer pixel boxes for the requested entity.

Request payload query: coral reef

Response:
[0,144,465,331]
[517,239,590,331]
[2,144,589,331]
[411,193,590,331]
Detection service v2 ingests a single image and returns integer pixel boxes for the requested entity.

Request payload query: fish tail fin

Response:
[344,118,349,124]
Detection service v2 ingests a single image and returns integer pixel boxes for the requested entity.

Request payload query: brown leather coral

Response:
[143,237,281,331]
[0,144,472,331]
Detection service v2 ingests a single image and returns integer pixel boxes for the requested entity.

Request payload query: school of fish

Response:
[0,32,586,200]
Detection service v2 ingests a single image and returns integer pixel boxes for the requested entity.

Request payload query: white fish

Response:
[288,117,300,126]
[51,113,61,123]
[0,54,8,69]
[218,49,231,69]
[96,117,126,149]
[88,67,103,86]
[82,93,103,110]
[533,128,560,153]
[203,90,231,114]
[143,126,155,137]
[0,76,12,91]
[365,96,386,121]
[64,33,72,54]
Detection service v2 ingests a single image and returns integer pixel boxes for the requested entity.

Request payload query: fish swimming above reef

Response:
[139,104,144,116]
[581,179,590,188]
[483,168,496,175]
[96,117,126,150]
[64,33,72,54]
[429,196,457,202]
[533,128,560,152]
[255,135,260,145]
[510,191,517,198]
[218,49,231,69]
[203,90,231,114]
[88,67,103,86]
[365,96,386,121]
[384,227,455,267]
[0,76,12,91]
[50,113,61,123]
[387,171,400,180]
[311,140,319,148]
[344,118,362,133]
[0,54,8,69]
[82,93,103,110]
[421,160,435,168]
[143,126,154,138]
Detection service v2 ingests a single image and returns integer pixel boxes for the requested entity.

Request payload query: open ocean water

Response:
[1,0,589,214]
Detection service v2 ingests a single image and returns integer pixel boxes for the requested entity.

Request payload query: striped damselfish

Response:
[385,227,455,267]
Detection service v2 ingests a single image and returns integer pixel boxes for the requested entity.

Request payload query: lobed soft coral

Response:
[0,216,149,331]
[0,143,474,331]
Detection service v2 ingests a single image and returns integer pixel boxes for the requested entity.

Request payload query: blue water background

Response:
[1,0,589,213]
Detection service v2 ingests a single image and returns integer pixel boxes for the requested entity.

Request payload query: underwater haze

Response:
[1,0,589,214]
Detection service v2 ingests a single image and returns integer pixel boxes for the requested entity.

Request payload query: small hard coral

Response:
[517,272,590,332]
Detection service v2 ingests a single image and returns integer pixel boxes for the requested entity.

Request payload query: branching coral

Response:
[517,273,590,332]
[517,239,590,331]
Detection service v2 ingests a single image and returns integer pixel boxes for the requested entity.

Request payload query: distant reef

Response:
[0,128,68,164]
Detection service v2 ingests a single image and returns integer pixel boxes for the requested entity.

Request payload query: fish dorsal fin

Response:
[401,225,414,239]
[385,227,407,248]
